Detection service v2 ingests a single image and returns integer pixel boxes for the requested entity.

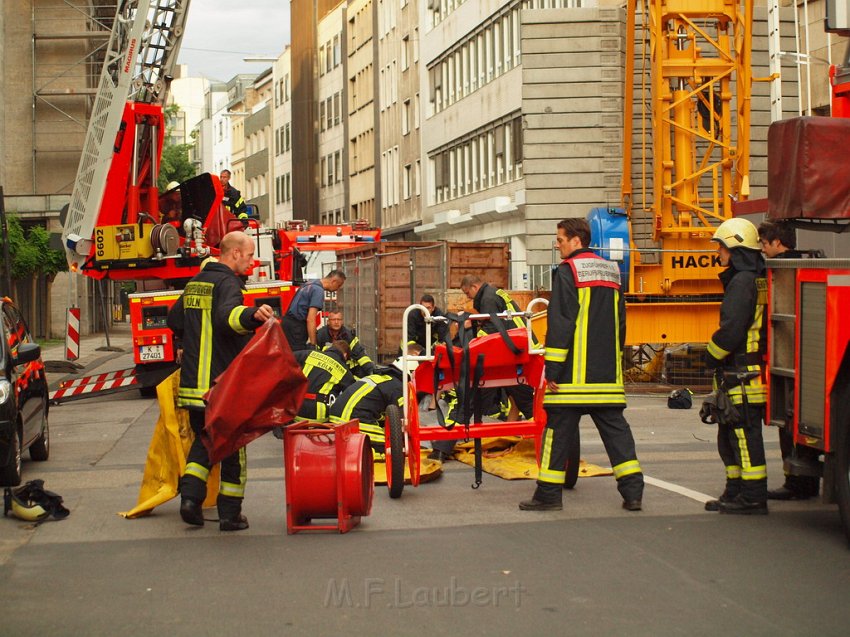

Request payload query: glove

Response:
[704,350,722,370]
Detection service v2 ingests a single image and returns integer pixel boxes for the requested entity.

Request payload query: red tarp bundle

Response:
[768,116,850,220]
[204,206,241,248]
[202,319,307,464]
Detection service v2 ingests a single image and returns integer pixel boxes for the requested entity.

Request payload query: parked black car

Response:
[0,297,49,485]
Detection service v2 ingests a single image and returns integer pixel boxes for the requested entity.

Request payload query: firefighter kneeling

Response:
[328,357,414,453]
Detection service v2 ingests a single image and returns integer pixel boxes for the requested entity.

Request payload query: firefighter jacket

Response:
[293,348,356,421]
[222,184,248,219]
[328,372,403,442]
[317,324,375,376]
[706,248,767,406]
[472,283,525,337]
[407,307,449,350]
[167,262,263,409]
[543,249,626,407]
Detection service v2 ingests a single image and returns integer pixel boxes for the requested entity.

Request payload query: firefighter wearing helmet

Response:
[703,217,769,515]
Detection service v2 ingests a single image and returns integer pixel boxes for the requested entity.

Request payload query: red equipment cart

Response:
[382,299,550,498]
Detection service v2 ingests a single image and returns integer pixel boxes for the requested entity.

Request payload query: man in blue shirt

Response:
[282,270,346,352]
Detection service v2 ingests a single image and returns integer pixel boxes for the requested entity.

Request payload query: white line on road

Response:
[644,475,714,503]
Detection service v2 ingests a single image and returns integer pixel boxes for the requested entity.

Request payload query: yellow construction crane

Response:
[609,0,753,344]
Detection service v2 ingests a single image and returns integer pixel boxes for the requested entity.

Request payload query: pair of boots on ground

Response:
[179,473,247,531]
[705,479,768,515]
[519,479,643,512]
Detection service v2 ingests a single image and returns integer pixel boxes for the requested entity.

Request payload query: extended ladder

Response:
[62,0,191,271]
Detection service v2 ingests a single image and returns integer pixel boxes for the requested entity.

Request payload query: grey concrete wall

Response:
[521,7,624,265]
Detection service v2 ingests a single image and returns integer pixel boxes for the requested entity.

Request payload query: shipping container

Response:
[331,241,510,362]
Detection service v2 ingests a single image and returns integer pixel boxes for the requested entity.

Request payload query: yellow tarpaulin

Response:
[119,371,220,518]
[452,436,613,481]
[372,449,443,485]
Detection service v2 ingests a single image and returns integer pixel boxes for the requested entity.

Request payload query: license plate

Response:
[139,345,165,361]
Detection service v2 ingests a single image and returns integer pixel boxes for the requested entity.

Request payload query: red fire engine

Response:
[56,3,380,399]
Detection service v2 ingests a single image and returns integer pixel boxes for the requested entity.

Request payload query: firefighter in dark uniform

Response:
[219,169,249,223]
[758,221,821,501]
[703,217,769,515]
[460,274,535,419]
[520,218,644,512]
[406,294,449,351]
[328,359,410,452]
[167,231,274,531]
[293,340,356,422]
[316,309,375,377]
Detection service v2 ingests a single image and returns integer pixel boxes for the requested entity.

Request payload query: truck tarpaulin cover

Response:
[201,319,307,464]
[768,116,850,220]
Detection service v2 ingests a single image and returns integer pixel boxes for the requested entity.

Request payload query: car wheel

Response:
[30,414,49,462]
[0,426,23,487]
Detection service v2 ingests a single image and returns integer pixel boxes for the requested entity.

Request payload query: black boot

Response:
[718,494,768,515]
[180,498,204,526]
[220,514,249,531]
[519,484,563,511]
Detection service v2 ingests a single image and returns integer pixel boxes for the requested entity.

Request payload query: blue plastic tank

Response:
[586,207,630,290]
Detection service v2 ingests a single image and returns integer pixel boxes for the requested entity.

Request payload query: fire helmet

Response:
[391,356,418,376]
[4,480,69,523]
[711,218,760,251]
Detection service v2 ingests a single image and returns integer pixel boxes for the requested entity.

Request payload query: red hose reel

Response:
[283,420,374,533]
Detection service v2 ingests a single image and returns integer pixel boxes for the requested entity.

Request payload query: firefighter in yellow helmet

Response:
[703,217,769,515]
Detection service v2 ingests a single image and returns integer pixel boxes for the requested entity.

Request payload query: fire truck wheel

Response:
[836,413,850,546]
[564,428,581,489]
[139,386,157,398]
[385,404,405,499]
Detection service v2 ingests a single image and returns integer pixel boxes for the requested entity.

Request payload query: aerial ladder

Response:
[590,0,753,348]
[61,0,203,282]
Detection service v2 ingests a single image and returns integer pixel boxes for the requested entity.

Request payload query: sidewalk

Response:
[40,320,134,387]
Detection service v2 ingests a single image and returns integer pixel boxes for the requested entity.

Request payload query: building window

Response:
[401,35,409,71]
[402,99,410,135]
[403,164,411,200]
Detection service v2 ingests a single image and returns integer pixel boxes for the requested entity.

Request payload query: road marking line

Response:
[644,475,714,503]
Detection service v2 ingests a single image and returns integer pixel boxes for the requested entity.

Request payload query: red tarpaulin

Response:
[202,319,307,464]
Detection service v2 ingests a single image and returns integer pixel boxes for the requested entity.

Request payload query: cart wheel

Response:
[386,404,405,499]
[564,428,581,490]
[837,409,850,546]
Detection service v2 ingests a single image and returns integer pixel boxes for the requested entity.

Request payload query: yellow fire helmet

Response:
[4,480,69,523]
[165,181,180,192]
[711,217,760,251]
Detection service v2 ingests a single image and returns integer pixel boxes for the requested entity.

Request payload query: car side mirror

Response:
[12,343,42,366]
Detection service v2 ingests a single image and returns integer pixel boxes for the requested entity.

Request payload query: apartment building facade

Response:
[318,6,349,225]
[272,48,294,226]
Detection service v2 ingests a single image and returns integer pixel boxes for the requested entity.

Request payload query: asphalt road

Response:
[2,345,849,636]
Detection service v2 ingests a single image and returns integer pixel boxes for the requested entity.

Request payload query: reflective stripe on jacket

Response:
[166,262,261,409]
[543,249,626,407]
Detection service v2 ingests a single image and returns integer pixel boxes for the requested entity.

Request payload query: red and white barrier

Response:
[65,306,80,361]
[49,368,138,404]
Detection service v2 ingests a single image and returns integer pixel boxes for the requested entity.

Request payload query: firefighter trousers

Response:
[716,404,767,503]
[536,406,644,502]
[181,409,247,519]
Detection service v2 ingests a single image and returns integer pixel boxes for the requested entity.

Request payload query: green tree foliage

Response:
[159,143,196,190]
[158,103,197,190]
[1,215,68,281]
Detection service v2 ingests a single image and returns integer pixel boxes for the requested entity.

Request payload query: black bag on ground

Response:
[667,388,693,409]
